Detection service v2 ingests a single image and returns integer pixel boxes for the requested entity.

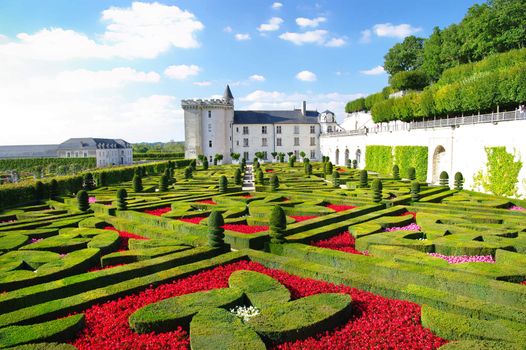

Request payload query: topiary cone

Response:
[256,169,264,184]
[439,171,449,187]
[372,179,383,203]
[332,171,340,188]
[270,174,279,192]
[208,210,226,248]
[133,175,143,192]
[218,175,228,193]
[407,167,416,181]
[159,175,168,192]
[269,205,287,244]
[393,165,400,180]
[411,181,420,202]
[234,168,242,185]
[359,170,368,188]
[77,190,90,212]
[116,188,128,210]
[454,172,464,190]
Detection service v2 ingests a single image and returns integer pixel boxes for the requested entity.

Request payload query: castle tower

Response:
[181,85,235,164]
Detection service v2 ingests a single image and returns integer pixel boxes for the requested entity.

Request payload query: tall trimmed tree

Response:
[116,189,128,210]
[132,175,143,192]
[269,205,286,244]
[256,169,264,184]
[208,211,226,248]
[234,168,242,185]
[83,173,95,190]
[184,166,193,179]
[372,179,383,203]
[411,181,420,202]
[218,175,228,193]
[324,161,333,175]
[159,175,169,192]
[454,172,464,190]
[359,170,369,188]
[270,174,279,192]
[49,179,59,199]
[332,171,340,188]
[439,171,449,187]
[407,167,416,181]
[77,190,89,212]
[203,157,209,170]
[34,181,45,201]
[393,165,400,180]
[305,163,312,177]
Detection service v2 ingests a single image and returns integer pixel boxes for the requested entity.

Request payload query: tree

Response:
[389,71,429,91]
[270,174,279,191]
[159,175,169,192]
[218,175,228,193]
[407,167,416,181]
[49,179,59,199]
[384,36,425,75]
[256,169,264,184]
[132,175,143,192]
[34,181,45,201]
[411,181,420,202]
[359,170,368,188]
[299,151,306,159]
[214,154,223,166]
[202,157,209,170]
[231,153,241,162]
[422,27,444,82]
[278,153,285,163]
[324,161,333,175]
[234,168,242,185]
[77,190,89,212]
[331,171,340,188]
[83,173,95,190]
[269,206,286,244]
[287,152,293,158]
[305,163,312,177]
[454,172,464,190]
[372,179,383,203]
[393,165,400,180]
[288,156,295,167]
[271,152,278,160]
[184,166,193,179]
[255,151,265,161]
[116,189,128,210]
[208,211,226,248]
[439,171,449,187]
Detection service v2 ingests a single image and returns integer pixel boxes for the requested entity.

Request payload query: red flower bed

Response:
[521,280,526,285]
[144,207,171,216]
[337,168,346,172]
[242,194,253,198]
[290,215,319,223]
[222,224,269,234]
[70,261,445,349]
[178,216,207,224]
[88,264,125,273]
[400,211,417,219]
[104,227,148,251]
[326,204,357,212]
[265,169,274,173]
[196,199,216,205]
[311,231,363,255]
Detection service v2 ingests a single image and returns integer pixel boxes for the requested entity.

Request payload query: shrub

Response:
[218,176,228,193]
[411,181,420,201]
[49,179,59,199]
[407,167,416,180]
[208,211,225,248]
[76,190,89,212]
[352,160,358,169]
[305,163,313,177]
[256,169,264,184]
[83,173,95,190]
[332,171,340,188]
[439,171,449,187]
[278,153,285,163]
[98,172,108,187]
[269,206,286,244]
[394,146,428,181]
[288,157,295,168]
[365,146,393,175]
[393,165,400,180]
[159,175,169,192]
[132,175,143,192]
[184,167,193,180]
[202,157,209,170]
[372,179,383,203]
[345,97,366,113]
[270,175,279,192]
[116,189,128,210]
[389,70,429,91]
[234,168,242,185]
[359,170,368,188]
[324,162,333,175]
[454,172,464,190]
[34,181,45,201]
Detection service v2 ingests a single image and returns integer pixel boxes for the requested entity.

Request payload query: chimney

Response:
[301,101,307,116]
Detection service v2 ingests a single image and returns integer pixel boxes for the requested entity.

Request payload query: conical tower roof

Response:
[223,84,234,100]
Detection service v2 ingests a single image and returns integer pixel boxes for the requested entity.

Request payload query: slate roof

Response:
[57,138,132,150]
[234,110,320,124]
[0,145,58,159]
[224,85,234,100]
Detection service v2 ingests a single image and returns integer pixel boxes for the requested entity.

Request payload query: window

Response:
[310,150,316,159]
[294,126,300,134]
[208,111,212,118]
[262,151,268,160]
[294,137,300,146]
[276,125,282,134]
[310,125,316,134]
[84,152,88,157]
[66,152,70,158]
[236,127,239,133]
[243,126,249,135]
[262,138,268,147]
[294,150,299,158]
[209,140,213,148]
[262,126,267,134]
[243,138,249,147]
[236,140,239,146]
[276,138,282,146]
[74,152,79,157]
[210,156,213,162]
[310,137,316,146]
[243,151,249,160]
[327,126,333,132]
[208,124,212,132]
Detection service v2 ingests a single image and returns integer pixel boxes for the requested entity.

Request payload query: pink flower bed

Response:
[88,197,97,204]
[311,231,363,255]
[385,223,422,232]
[509,205,525,211]
[70,261,445,350]
[325,204,357,212]
[144,207,172,216]
[289,215,319,223]
[427,253,495,264]
[196,199,217,205]
[222,224,268,234]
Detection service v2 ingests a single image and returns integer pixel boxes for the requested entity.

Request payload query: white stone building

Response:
[57,138,133,167]
[182,86,342,163]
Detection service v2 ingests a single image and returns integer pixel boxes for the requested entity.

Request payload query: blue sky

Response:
[0,0,480,144]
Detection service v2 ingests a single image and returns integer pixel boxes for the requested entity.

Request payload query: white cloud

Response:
[223,26,233,33]
[0,2,204,61]
[193,81,212,86]
[295,70,317,82]
[271,2,283,9]
[240,90,365,121]
[279,29,328,45]
[249,74,265,82]
[372,23,421,39]
[296,17,327,28]
[258,17,284,32]
[325,37,346,47]
[164,64,201,80]
[360,29,372,43]
[360,65,386,75]
[234,33,251,41]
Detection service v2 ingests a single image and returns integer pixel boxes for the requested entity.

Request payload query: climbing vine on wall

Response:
[473,147,523,198]
[394,146,428,181]
[365,146,393,175]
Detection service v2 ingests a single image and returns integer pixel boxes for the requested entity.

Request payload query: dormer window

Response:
[208,111,212,118]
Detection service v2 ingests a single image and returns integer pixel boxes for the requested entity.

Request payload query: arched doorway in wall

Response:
[344,149,350,165]
[335,149,340,165]
[432,145,446,183]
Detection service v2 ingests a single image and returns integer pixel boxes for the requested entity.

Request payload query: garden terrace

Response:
[0,161,525,349]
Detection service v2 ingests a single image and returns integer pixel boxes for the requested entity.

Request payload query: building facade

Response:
[57,138,133,167]
[182,85,341,163]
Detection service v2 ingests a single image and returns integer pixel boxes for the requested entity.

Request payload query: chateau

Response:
[182,85,342,163]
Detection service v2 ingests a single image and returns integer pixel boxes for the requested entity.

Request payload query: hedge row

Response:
[0,158,96,173]
[365,146,393,175]
[133,152,185,160]
[364,145,427,180]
